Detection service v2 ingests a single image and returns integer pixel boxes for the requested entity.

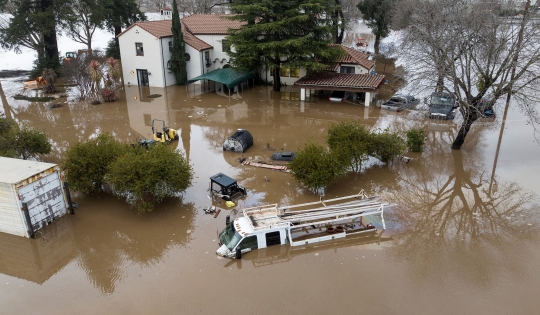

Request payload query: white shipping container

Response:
[0,157,68,238]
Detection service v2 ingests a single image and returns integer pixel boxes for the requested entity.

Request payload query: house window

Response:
[222,39,230,52]
[169,41,172,52]
[136,42,144,56]
[340,66,355,74]
[205,51,211,67]
[277,66,299,78]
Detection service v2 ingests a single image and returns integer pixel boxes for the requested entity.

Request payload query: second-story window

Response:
[205,51,211,67]
[169,41,173,52]
[222,39,230,52]
[136,42,144,56]
[275,66,299,78]
[340,66,355,74]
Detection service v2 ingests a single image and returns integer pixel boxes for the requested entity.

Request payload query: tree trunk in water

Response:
[273,67,281,91]
[374,34,380,54]
[336,24,344,44]
[41,0,60,70]
[436,71,444,93]
[114,25,122,37]
[452,113,476,149]
[0,81,12,120]
[332,3,345,44]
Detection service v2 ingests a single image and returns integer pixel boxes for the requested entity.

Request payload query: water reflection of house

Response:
[124,85,194,160]
[0,217,75,284]
[124,85,176,140]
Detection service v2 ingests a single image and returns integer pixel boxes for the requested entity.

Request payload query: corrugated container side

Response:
[0,182,26,237]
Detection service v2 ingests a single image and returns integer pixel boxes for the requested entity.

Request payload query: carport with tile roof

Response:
[292,71,386,106]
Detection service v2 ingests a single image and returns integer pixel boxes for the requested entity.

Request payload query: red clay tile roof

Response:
[181,22,213,51]
[117,14,242,51]
[181,14,244,35]
[118,20,172,38]
[293,72,385,90]
[331,44,375,70]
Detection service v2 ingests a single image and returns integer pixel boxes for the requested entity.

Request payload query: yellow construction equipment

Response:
[152,119,179,143]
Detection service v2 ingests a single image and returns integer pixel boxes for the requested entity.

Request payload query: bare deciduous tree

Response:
[0,12,44,59]
[396,0,540,149]
[66,0,100,51]
[175,0,229,14]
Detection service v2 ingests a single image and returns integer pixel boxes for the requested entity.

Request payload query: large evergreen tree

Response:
[99,0,145,37]
[357,0,395,53]
[227,0,343,91]
[168,0,187,85]
[98,0,145,59]
[0,0,70,74]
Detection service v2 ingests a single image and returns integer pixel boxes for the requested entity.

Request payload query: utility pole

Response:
[489,0,531,195]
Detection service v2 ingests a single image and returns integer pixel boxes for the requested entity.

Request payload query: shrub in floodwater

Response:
[370,128,406,162]
[288,141,347,192]
[406,128,426,152]
[0,114,52,160]
[62,133,126,195]
[106,144,193,213]
[13,94,55,102]
[327,120,373,172]
[100,87,118,102]
[88,57,122,102]
[41,68,58,94]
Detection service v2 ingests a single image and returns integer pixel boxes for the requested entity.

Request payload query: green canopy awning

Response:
[187,68,254,89]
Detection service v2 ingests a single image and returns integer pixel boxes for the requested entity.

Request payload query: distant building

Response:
[160,7,172,19]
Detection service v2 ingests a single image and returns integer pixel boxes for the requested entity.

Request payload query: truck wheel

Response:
[235,246,242,259]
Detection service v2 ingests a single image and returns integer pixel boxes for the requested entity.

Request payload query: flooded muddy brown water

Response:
[1,71,540,315]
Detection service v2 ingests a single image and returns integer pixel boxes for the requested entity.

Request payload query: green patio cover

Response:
[186,68,254,89]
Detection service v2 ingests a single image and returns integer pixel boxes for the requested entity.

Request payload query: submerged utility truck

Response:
[216,192,391,259]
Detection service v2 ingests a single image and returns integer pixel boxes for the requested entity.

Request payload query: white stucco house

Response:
[117,14,381,105]
[117,14,243,87]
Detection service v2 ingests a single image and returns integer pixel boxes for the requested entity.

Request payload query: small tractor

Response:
[152,119,179,143]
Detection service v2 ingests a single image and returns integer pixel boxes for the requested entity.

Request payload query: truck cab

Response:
[428,92,457,119]
[216,217,287,258]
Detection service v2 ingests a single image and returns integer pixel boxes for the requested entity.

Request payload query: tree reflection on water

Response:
[73,197,196,294]
[386,128,539,286]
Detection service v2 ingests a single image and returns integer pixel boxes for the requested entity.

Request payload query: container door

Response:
[18,172,67,233]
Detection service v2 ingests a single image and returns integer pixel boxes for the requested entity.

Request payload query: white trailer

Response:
[216,191,392,258]
[0,157,68,238]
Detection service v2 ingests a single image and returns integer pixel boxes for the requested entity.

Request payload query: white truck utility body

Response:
[217,192,390,258]
[0,157,68,238]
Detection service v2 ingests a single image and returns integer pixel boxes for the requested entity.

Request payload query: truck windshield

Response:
[431,96,454,107]
[219,224,242,250]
